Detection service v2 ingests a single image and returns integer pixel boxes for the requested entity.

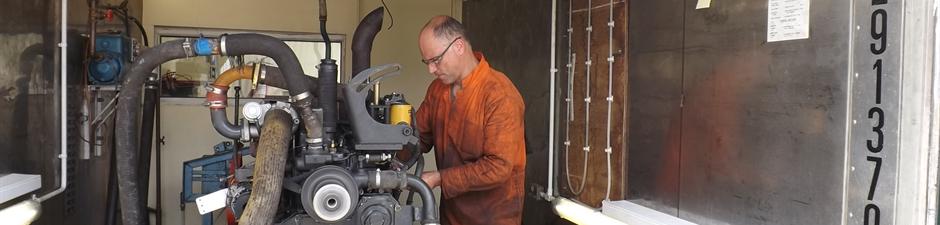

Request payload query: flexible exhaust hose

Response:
[239,109,293,225]
[116,39,190,225]
[352,7,384,77]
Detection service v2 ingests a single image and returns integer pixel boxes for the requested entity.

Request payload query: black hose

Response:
[352,7,385,77]
[110,9,149,46]
[116,39,190,225]
[222,34,309,97]
[317,59,337,144]
[129,17,149,46]
[259,65,319,96]
[406,156,425,205]
[137,79,158,214]
[222,34,321,143]
[406,175,440,225]
[105,146,119,225]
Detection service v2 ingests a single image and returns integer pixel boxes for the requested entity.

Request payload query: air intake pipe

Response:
[115,34,315,225]
[207,64,321,140]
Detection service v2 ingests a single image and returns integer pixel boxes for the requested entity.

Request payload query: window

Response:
[155,26,343,98]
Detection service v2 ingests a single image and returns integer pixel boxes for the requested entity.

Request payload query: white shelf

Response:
[602,200,698,225]
[0,174,42,204]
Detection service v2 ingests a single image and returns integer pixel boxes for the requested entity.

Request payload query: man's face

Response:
[419,32,462,84]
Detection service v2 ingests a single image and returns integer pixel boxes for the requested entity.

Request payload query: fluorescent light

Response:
[552,198,628,225]
[0,199,41,225]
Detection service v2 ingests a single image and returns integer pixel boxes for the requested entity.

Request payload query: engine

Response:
[216,64,430,225]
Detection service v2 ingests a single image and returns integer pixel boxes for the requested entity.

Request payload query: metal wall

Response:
[0,0,62,203]
[0,0,69,223]
[462,0,566,224]
[1,0,144,224]
[628,0,851,224]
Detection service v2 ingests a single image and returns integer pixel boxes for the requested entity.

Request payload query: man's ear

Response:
[454,38,467,56]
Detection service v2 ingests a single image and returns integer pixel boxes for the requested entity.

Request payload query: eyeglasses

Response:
[422,37,462,66]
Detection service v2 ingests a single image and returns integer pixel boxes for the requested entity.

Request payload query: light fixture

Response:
[552,197,628,225]
[0,199,41,225]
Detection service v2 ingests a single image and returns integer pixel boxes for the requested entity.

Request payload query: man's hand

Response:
[421,171,442,188]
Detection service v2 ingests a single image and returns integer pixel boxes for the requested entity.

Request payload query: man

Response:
[413,16,527,225]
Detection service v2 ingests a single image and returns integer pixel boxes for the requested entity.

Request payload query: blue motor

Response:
[88,34,127,84]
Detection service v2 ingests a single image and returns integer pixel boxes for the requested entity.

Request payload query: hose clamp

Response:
[206,100,226,108]
[291,91,312,102]
[182,38,195,57]
[219,34,229,56]
[252,64,263,88]
[205,85,226,95]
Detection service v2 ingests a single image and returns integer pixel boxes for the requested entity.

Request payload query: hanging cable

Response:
[583,0,593,159]
[604,0,615,201]
[381,0,394,30]
[582,0,594,193]
[564,0,589,196]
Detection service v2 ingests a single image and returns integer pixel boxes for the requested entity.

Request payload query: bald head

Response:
[418,15,479,85]
[421,15,470,46]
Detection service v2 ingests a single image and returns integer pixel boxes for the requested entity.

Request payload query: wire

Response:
[109,9,150,46]
[382,0,394,30]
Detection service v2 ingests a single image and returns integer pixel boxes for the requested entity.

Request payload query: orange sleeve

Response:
[415,88,436,154]
[439,94,525,199]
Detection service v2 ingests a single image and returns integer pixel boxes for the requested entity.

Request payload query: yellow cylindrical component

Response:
[389,104,412,125]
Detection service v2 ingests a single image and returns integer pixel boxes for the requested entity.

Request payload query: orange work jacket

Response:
[415,53,527,225]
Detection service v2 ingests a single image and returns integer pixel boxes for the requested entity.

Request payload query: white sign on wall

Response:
[767,0,810,42]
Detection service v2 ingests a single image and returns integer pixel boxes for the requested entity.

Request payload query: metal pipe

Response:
[583,0,593,158]
[88,0,97,57]
[319,0,331,60]
[405,175,440,225]
[211,109,242,139]
[604,0,615,201]
[138,78,158,213]
[548,0,558,199]
[38,0,69,203]
[155,82,163,225]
